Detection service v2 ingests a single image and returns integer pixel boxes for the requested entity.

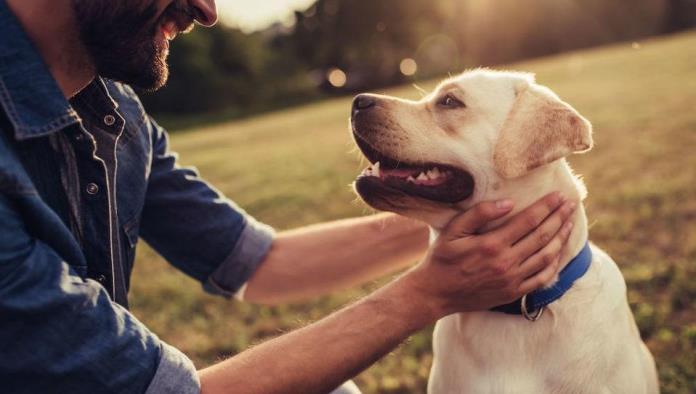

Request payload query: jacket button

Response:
[86,183,99,195]
[103,114,116,126]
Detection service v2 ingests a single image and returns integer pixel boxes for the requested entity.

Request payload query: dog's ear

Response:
[493,82,593,179]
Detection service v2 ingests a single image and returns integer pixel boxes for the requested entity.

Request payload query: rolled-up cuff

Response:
[145,342,200,394]
[204,217,275,299]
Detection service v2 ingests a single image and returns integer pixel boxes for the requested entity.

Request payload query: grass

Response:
[130,30,696,393]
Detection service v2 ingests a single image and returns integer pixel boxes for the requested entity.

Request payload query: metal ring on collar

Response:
[521,294,544,321]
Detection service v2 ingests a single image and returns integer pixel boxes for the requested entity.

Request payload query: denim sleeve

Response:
[0,195,200,394]
[139,118,275,297]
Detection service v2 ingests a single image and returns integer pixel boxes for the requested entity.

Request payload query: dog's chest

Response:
[427,251,636,394]
[430,309,592,392]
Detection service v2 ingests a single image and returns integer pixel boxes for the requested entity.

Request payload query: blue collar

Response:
[0,0,80,140]
[491,242,592,318]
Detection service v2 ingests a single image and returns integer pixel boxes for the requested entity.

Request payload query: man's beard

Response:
[71,0,194,91]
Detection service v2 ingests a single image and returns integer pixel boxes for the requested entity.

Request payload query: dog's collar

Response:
[491,242,592,321]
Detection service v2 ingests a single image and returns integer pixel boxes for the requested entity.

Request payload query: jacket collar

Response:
[491,241,593,320]
[0,0,80,141]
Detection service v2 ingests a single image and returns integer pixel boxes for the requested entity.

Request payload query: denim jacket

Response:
[0,1,274,393]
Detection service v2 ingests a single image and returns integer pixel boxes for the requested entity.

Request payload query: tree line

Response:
[140,0,696,119]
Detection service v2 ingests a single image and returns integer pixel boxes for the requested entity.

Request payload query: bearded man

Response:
[0,1,576,393]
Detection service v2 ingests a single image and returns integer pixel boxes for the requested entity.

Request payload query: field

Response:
[130,31,696,393]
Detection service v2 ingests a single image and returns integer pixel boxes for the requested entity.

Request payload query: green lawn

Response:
[131,30,696,393]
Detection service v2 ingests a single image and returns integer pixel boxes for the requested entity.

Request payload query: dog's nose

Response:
[353,94,376,113]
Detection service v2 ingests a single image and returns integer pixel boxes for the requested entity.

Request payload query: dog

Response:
[349,69,659,393]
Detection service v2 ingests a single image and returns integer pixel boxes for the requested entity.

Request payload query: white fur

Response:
[357,70,658,393]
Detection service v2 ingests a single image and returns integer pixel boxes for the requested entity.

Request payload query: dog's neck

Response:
[433,159,589,288]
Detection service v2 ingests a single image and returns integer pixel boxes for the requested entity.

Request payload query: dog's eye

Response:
[437,94,465,109]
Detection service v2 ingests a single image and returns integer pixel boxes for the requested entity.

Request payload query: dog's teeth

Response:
[373,162,380,177]
[407,176,416,182]
[431,168,441,178]
[417,172,428,181]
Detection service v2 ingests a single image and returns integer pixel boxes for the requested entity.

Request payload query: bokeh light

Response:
[399,58,418,76]
[327,68,347,87]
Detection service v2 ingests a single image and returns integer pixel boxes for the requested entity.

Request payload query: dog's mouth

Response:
[354,134,474,204]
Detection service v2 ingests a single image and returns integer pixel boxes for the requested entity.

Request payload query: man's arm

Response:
[138,116,275,298]
[244,213,429,304]
[139,113,426,304]
[200,194,576,394]
[202,274,433,394]
[0,194,199,394]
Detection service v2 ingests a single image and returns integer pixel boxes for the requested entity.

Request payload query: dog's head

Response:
[351,69,593,227]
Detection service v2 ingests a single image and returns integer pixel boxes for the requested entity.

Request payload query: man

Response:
[0,0,576,393]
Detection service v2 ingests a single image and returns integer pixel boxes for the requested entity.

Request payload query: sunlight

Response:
[220,0,317,32]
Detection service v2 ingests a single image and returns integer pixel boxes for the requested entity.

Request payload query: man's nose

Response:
[189,0,217,26]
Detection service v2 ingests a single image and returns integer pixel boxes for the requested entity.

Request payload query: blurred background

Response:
[143,0,696,125]
[130,1,696,393]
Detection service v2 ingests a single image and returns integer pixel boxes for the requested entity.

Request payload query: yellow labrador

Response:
[350,70,658,394]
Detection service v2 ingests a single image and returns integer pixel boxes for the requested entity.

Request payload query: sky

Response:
[219,0,318,32]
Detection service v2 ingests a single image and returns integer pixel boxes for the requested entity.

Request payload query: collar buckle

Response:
[520,293,544,321]
[490,242,592,319]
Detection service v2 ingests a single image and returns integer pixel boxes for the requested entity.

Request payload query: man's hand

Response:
[403,192,576,318]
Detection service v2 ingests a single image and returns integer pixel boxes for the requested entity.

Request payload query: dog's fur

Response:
[351,70,658,393]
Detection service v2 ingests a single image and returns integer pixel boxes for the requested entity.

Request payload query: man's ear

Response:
[493,83,593,179]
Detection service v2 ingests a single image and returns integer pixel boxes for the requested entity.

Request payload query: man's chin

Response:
[133,67,169,92]
[90,36,169,91]
[100,57,168,91]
